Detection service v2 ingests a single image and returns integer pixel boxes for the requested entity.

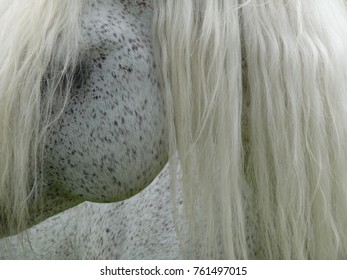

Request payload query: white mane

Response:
[153,0,347,259]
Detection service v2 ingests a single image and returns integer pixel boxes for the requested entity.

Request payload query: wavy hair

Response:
[153,0,347,259]
[0,0,85,236]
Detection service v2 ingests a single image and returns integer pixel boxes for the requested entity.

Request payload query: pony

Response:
[1,0,347,259]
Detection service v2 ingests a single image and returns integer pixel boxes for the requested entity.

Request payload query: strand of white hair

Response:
[0,0,85,236]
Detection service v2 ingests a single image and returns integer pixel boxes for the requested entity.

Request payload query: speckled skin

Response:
[0,164,183,259]
[45,0,167,201]
[0,0,181,259]
[0,0,180,259]
[24,0,167,228]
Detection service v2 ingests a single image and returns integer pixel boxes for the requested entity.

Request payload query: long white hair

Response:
[153,0,347,259]
[0,0,85,235]
[1,0,347,259]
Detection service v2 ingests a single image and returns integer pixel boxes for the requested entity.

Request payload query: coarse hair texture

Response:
[0,0,85,236]
[153,0,347,259]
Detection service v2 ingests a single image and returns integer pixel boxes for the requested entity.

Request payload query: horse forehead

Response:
[44,0,167,202]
